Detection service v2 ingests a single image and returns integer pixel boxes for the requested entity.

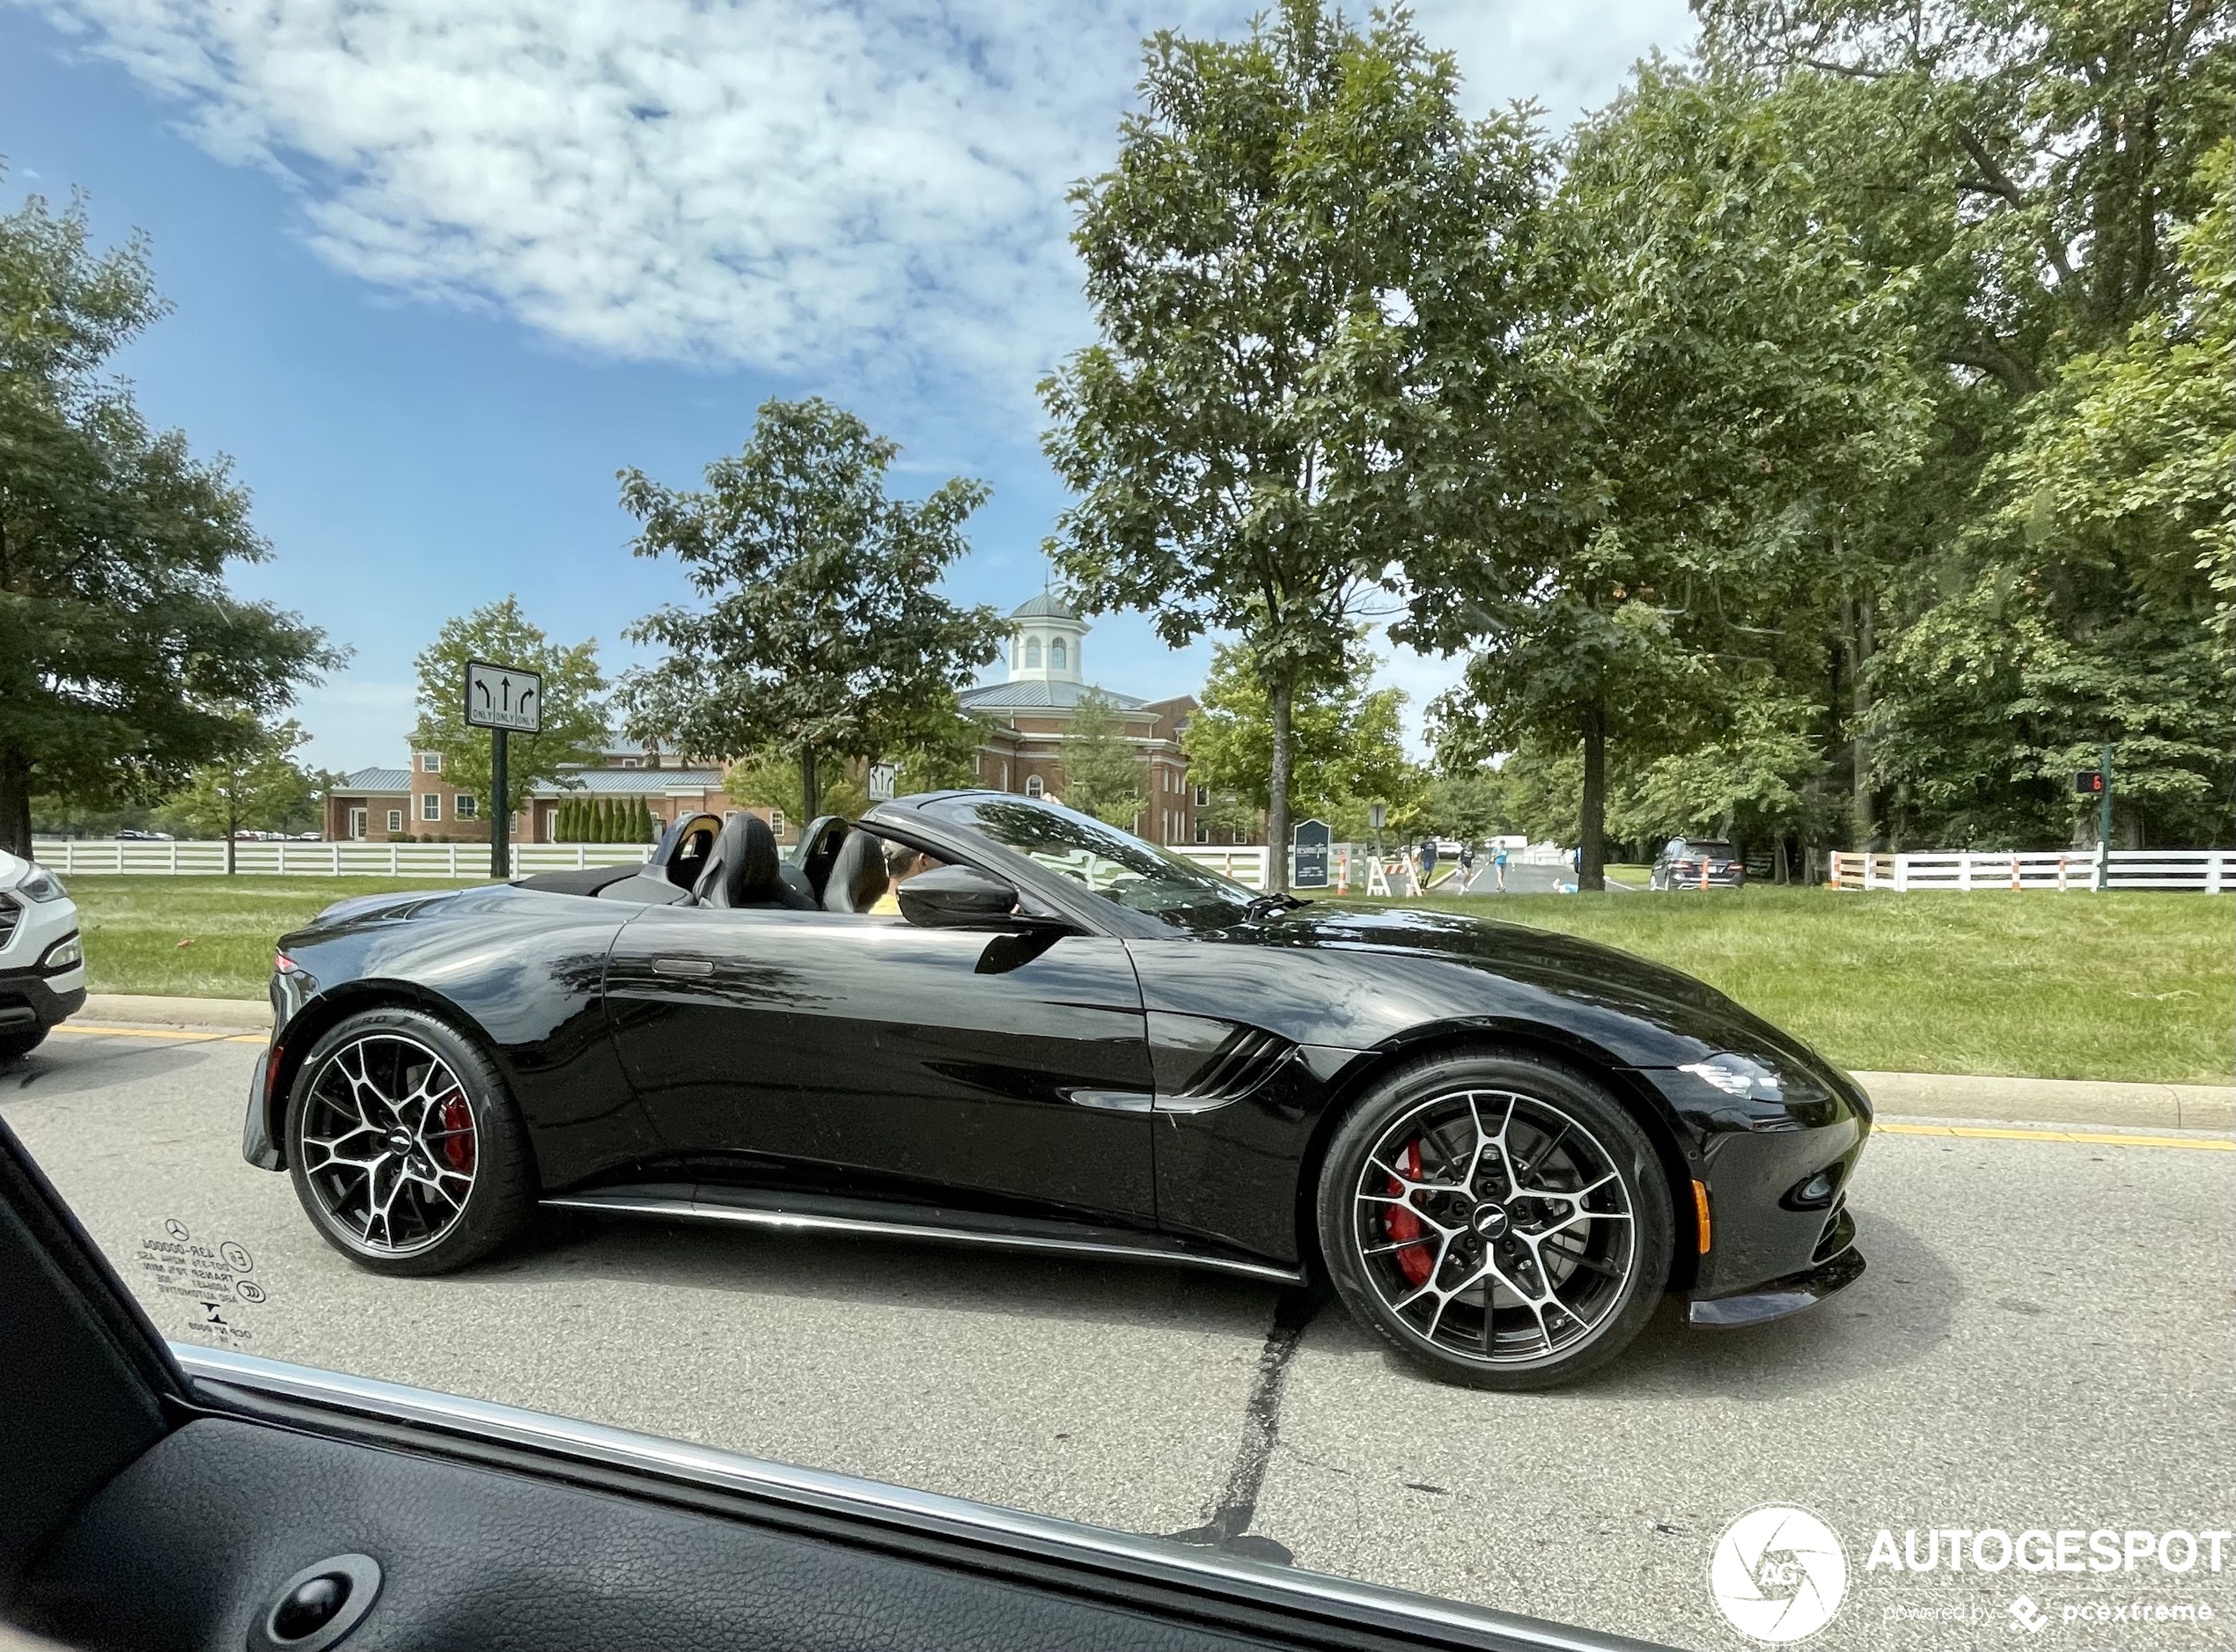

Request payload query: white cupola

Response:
[1006,592,1087,686]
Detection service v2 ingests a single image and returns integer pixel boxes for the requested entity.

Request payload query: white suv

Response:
[0,850,86,1060]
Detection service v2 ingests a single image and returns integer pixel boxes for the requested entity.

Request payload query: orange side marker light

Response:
[1691,1179,1712,1254]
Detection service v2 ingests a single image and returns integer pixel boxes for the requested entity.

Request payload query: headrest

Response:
[693,813,782,908]
[821,829,890,914]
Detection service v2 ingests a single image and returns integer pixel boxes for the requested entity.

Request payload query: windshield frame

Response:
[869,791,1261,938]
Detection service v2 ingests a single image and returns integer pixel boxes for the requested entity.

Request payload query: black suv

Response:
[1651,837,1746,890]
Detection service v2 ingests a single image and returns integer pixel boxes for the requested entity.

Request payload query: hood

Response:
[1251,900,1832,1075]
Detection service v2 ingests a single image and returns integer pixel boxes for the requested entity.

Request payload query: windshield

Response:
[922,795,1259,925]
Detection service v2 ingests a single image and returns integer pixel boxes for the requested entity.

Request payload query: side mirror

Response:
[896,864,1021,928]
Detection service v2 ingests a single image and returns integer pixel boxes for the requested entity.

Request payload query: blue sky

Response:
[3,0,1693,774]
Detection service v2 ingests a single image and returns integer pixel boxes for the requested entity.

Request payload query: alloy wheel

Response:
[1350,1087,1637,1365]
[298,1032,480,1255]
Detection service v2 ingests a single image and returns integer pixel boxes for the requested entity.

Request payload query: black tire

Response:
[285,1006,538,1276]
[0,1024,48,1062]
[1317,1048,1673,1391]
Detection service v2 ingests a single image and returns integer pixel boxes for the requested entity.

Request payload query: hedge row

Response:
[553,795,657,843]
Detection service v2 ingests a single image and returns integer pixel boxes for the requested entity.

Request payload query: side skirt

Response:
[541,1183,1306,1287]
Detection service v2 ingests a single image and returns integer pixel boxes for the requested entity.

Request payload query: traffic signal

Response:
[2073,770,2105,795]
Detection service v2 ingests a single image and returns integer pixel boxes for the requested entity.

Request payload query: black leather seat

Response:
[821,830,889,914]
[692,814,783,908]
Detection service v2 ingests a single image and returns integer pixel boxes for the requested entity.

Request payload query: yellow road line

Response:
[51,1024,265,1045]
[1877,1121,2232,1152]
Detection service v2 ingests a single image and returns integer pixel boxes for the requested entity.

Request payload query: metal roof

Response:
[1009,592,1081,621]
[337,767,412,793]
[960,680,1149,712]
[534,768,725,796]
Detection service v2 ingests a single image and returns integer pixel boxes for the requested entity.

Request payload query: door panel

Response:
[604,908,1156,1222]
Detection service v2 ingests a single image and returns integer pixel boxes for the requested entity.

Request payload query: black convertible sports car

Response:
[246,792,1869,1389]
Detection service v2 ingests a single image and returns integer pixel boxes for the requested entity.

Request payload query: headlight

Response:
[16,866,67,902]
[40,933,84,972]
[1679,1053,1785,1101]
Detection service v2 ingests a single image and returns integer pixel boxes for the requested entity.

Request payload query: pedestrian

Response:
[1493,841,1509,892]
[1458,841,1475,891]
[1420,836,1438,880]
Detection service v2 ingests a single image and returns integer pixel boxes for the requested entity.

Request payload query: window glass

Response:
[454,794,478,820]
[921,795,1255,925]
[1049,639,1066,670]
[1025,636,1041,668]
[420,793,441,821]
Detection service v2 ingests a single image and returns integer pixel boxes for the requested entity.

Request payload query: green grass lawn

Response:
[1353,886,2234,1084]
[68,875,485,1002]
[62,874,2233,1084]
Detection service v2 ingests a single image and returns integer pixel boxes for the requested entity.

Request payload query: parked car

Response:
[0,849,86,1060]
[246,792,1867,1391]
[1651,837,1747,891]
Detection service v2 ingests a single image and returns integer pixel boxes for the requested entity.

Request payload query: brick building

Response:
[323,739,743,846]
[962,594,1200,845]
[324,591,1202,846]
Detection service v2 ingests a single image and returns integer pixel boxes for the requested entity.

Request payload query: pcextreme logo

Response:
[1710,1505,1851,1644]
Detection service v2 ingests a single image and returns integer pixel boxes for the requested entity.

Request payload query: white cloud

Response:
[26,0,1691,400]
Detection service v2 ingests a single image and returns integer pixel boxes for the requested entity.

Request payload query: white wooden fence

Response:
[31,839,654,879]
[1827,848,2234,892]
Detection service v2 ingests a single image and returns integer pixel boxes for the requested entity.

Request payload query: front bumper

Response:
[0,966,87,1032]
[1688,1245,1865,1327]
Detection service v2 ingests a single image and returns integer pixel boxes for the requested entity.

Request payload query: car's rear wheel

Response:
[1317,1050,1672,1390]
[285,1007,537,1276]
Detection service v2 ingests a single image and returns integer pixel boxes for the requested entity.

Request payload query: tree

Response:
[1059,689,1149,827]
[893,697,993,796]
[1186,641,1420,837]
[408,597,609,830]
[1418,63,1928,884]
[722,753,868,826]
[619,398,1005,820]
[157,718,325,872]
[1698,0,2233,848]
[1041,0,1543,888]
[0,179,339,857]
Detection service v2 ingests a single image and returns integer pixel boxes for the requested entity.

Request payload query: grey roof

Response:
[1009,592,1080,621]
[960,680,1149,712]
[536,767,725,796]
[339,767,412,793]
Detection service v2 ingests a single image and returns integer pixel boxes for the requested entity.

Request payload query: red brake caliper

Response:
[1383,1140,1433,1287]
[438,1093,475,1173]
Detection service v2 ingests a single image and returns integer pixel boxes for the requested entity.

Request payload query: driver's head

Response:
[882,839,937,884]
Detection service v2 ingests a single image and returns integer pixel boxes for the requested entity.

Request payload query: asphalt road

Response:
[8,1026,2232,1652]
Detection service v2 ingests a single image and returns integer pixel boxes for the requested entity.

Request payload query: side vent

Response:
[1169,1027,1298,1110]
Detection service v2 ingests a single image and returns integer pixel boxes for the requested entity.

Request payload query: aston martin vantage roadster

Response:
[246,792,1869,1389]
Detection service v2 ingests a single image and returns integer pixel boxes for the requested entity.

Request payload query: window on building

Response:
[1049,639,1066,671]
[1025,775,1044,798]
[386,809,403,833]
[1195,785,1210,807]
[620,759,640,769]
[1025,636,1041,669]
[769,810,785,838]
[421,793,442,821]
[1195,821,1209,843]
[419,752,443,773]
[454,794,478,820]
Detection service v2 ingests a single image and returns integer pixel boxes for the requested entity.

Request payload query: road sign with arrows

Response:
[464,660,544,733]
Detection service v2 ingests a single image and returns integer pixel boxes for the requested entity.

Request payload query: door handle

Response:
[651,958,714,977]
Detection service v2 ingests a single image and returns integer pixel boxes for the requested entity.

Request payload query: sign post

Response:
[1291,819,1331,890]
[1368,802,1386,857]
[464,659,543,879]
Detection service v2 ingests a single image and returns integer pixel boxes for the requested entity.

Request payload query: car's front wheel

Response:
[1317,1051,1672,1390]
[285,1007,537,1275]
[0,1024,47,1063]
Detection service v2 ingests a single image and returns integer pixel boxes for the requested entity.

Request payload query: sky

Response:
[2,0,1696,775]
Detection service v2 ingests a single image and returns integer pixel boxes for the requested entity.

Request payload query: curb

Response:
[1852,1070,2233,1132]
[76,994,269,1033]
